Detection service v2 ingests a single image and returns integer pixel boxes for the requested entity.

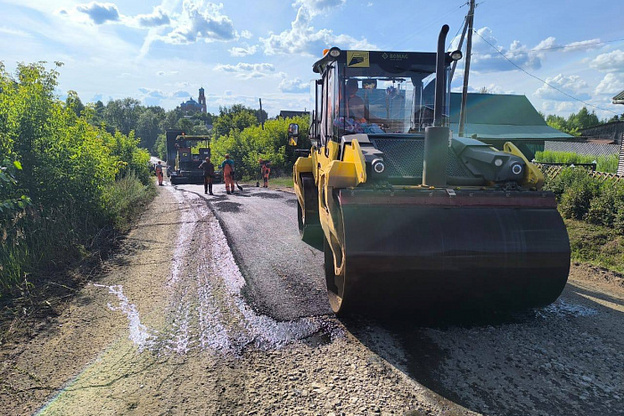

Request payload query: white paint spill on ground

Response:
[99,187,338,357]
[93,284,156,352]
[538,299,598,318]
[166,189,197,289]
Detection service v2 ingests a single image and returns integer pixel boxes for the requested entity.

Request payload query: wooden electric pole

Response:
[459,0,475,137]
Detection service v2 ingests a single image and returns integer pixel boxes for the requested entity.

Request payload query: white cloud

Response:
[164,0,237,44]
[0,26,32,38]
[261,5,374,55]
[76,2,120,25]
[294,0,346,17]
[534,74,589,101]
[595,73,624,95]
[139,87,167,99]
[229,45,258,57]
[214,62,275,78]
[471,84,510,94]
[134,6,170,28]
[563,39,602,52]
[240,30,253,39]
[278,75,309,93]
[156,70,179,76]
[533,37,558,52]
[466,27,544,73]
[590,50,624,73]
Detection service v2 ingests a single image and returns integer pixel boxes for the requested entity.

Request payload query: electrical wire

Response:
[393,1,467,50]
[472,29,619,115]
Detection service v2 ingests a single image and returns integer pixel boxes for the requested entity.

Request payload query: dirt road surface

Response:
[1,181,622,416]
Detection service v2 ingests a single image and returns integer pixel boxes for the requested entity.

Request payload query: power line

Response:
[472,29,619,115]
[469,37,624,55]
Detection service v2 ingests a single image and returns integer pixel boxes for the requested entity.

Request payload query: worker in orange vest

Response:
[220,154,235,194]
[260,159,271,188]
[155,161,164,186]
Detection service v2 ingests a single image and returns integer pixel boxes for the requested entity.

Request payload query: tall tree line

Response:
[542,107,623,136]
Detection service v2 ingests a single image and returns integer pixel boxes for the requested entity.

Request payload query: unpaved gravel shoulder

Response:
[0,185,181,415]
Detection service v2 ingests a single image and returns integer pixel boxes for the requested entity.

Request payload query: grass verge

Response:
[565,218,624,274]
[1,174,157,345]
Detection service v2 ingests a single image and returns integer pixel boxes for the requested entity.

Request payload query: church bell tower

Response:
[198,87,207,113]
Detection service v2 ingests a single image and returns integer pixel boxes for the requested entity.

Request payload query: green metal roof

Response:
[448,93,572,141]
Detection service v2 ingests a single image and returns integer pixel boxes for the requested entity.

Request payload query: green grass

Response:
[103,172,157,232]
[535,151,618,173]
[241,175,294,188]
[565,219,624,274]
[1,172,157,296]
[267,175,294,188]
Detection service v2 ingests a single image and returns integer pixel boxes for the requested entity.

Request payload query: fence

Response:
[535,162,623,185]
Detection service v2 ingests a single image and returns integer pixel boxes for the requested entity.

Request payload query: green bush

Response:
[558,174,601,220]
[0,160,31,289]
[211,116,310,180]
[544,166,592,200]
[535,150,618,173]
[585,182,624,232]
[566,219,624,273]
[0,62,155,294]
[103,171,156,232]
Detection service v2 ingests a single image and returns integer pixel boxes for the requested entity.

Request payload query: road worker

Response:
[198,156,215,195]
[155,161,164,186]
[260,159,271,188]
[220,154,235,194]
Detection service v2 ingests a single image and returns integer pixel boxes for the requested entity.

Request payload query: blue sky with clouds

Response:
[1,0,623,119]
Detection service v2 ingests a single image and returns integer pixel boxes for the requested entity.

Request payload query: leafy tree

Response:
[0,61,154,292]
[65,90,85,118]
[543,107,601,136]
[136,106,165,152]
[567,107,599,131]
[212,104,259,138]
[545,114,572,135]
[210,115,309,179]
[85,100,106,126]
[103,98,143,136]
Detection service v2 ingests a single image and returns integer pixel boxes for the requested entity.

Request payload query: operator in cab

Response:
[346,79,366,123]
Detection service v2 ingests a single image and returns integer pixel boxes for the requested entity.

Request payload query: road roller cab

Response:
[290,26,570,316]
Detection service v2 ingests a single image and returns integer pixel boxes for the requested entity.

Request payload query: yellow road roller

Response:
[289,25,570,316]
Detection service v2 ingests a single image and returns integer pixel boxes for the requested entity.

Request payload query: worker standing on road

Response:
[260,159,271,188]
[155,161,164,186]
[221,154,235,194]
[198,156,215,195]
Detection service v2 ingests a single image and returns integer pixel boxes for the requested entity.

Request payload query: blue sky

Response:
[1,0,623,119]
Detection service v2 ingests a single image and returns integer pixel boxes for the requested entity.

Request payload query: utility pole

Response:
[459,0,475,137]
[449,16,468,83]
[259,98,265,130]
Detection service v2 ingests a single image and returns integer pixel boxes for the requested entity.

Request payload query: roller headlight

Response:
[511,163,523,176]
[372,159,385,174]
